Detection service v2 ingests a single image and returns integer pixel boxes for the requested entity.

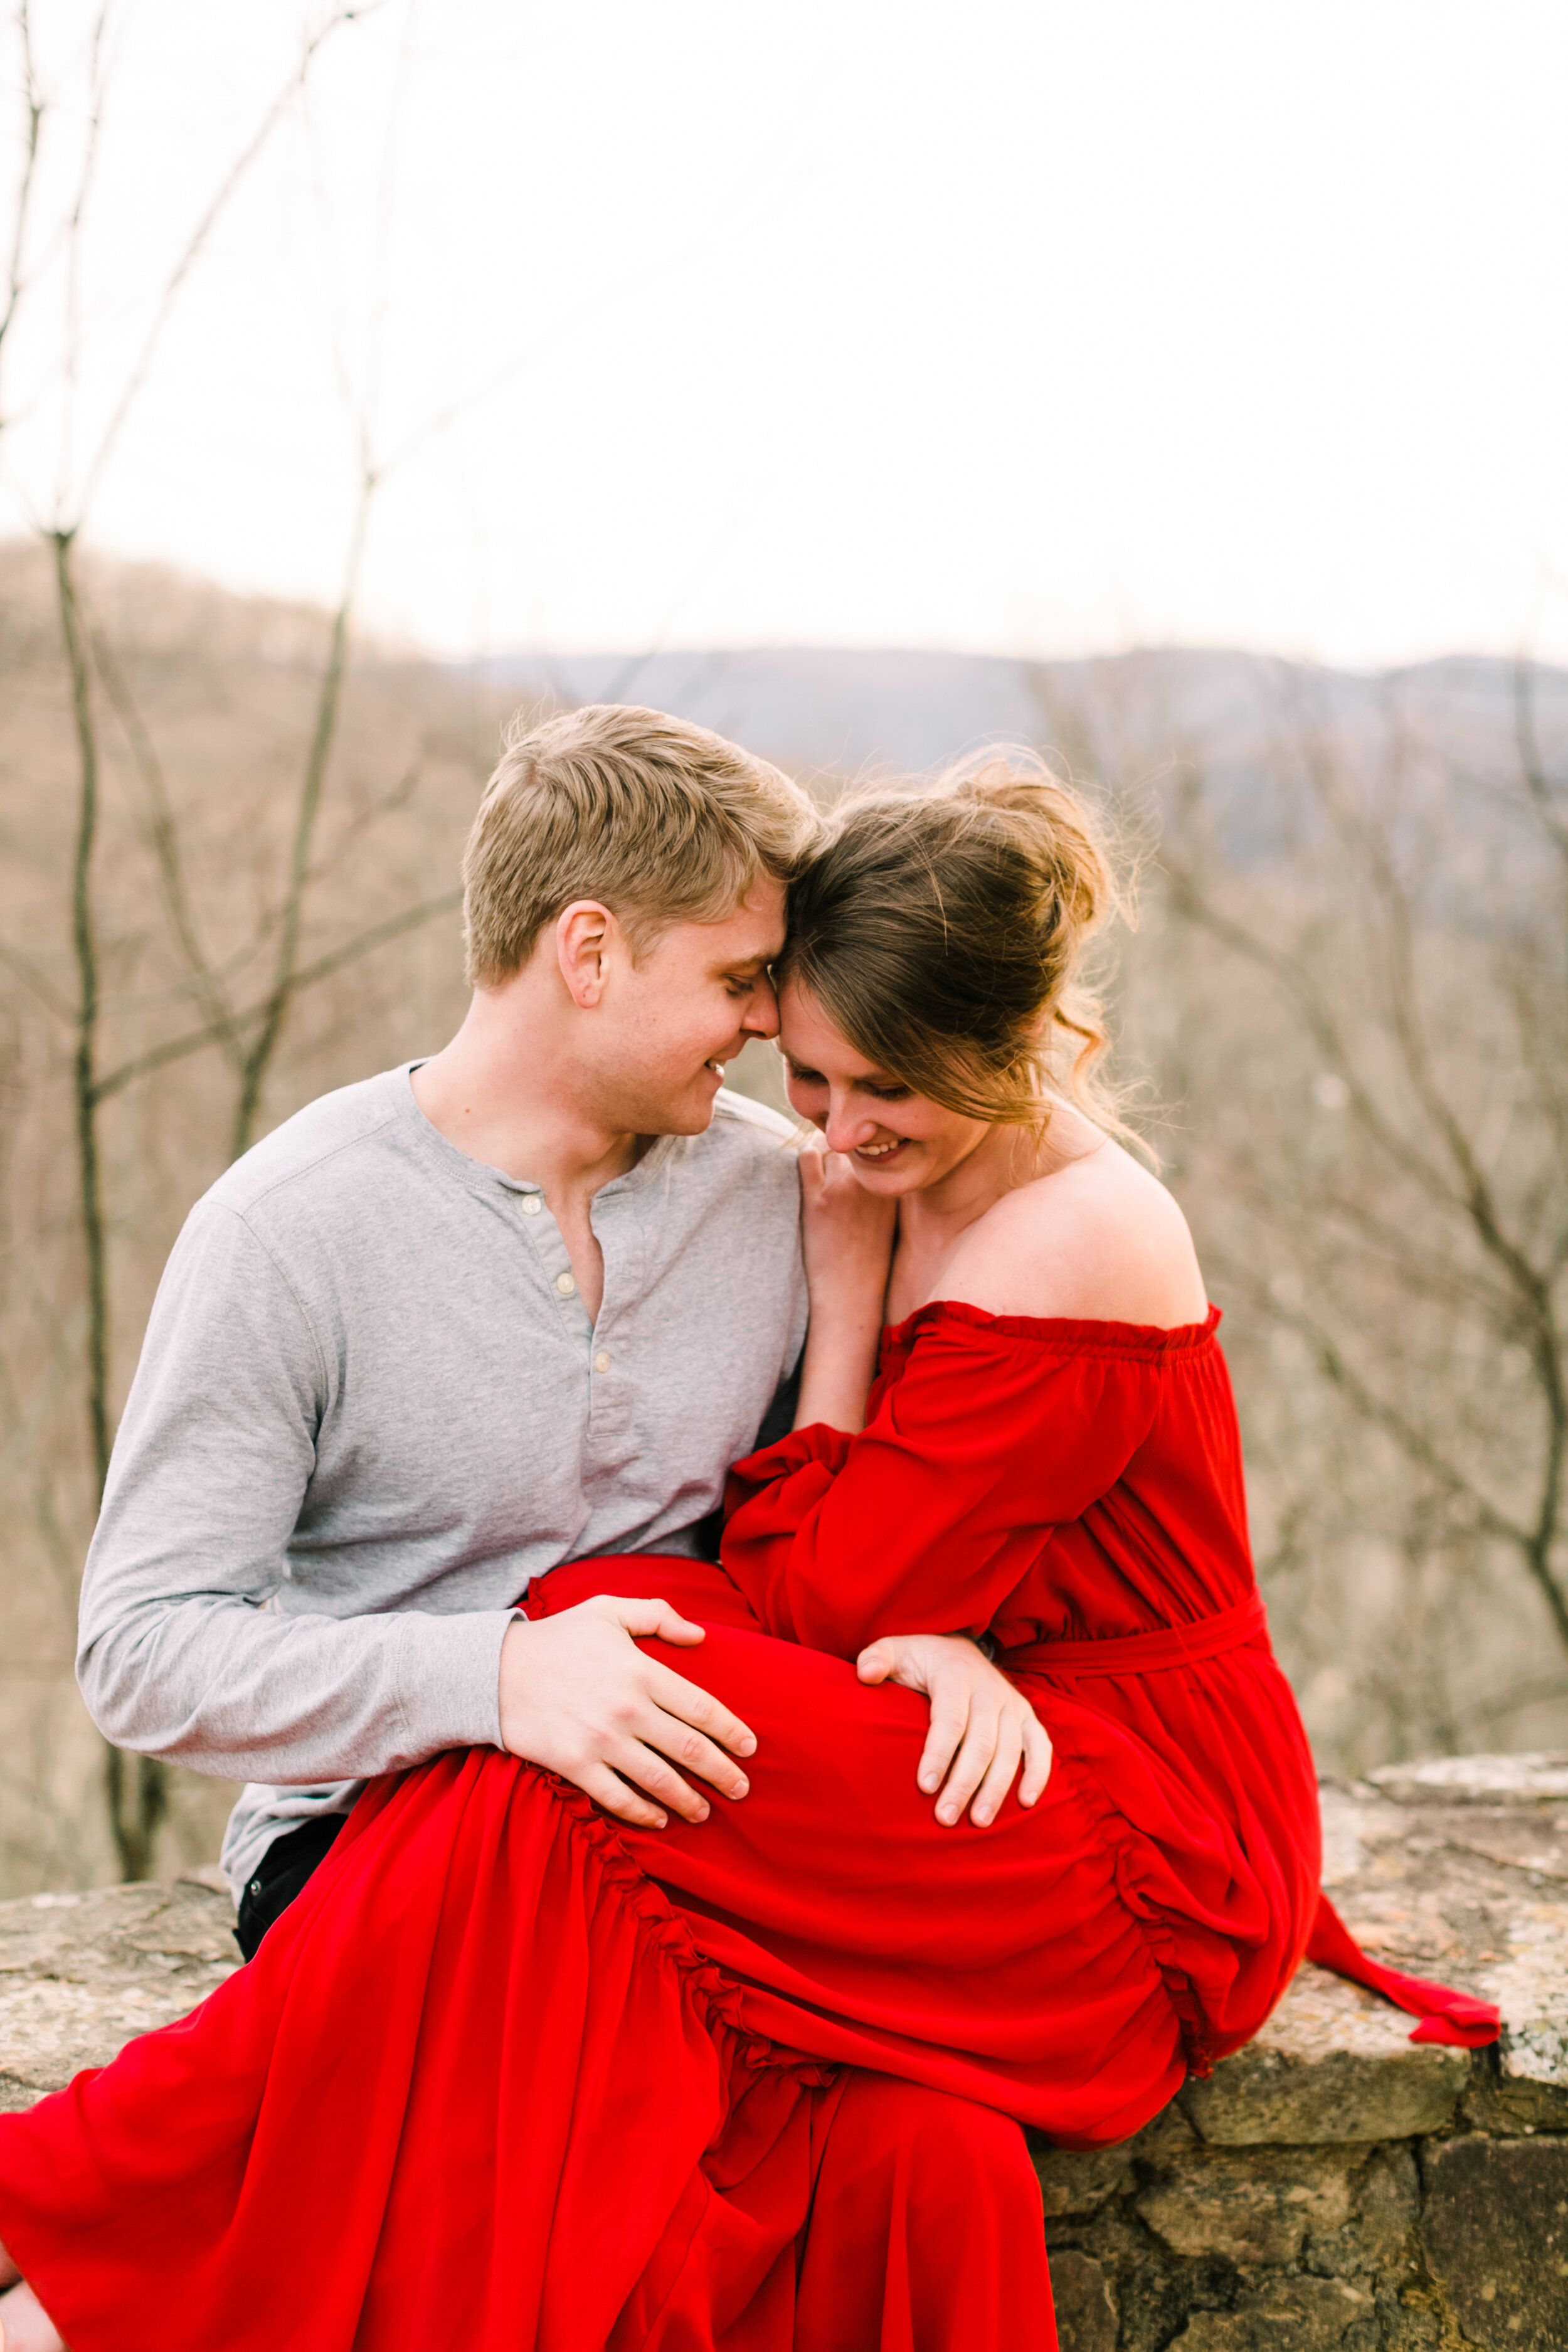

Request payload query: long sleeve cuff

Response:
[724,1422,855,1520]
[395,1607,519,1761]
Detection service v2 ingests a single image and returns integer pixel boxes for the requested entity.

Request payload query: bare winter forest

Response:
[1,536,1566,1896]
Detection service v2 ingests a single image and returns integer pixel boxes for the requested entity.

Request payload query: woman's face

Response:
[778,978,992,1195]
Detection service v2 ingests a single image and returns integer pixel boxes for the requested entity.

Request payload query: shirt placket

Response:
[514,1186,595,1344]
[585,1189,637,1441]
[512,1182,635,1441]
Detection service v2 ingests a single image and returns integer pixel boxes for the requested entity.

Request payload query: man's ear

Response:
[555,900,618,1008]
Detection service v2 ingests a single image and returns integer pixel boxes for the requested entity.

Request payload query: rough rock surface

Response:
[3,1762,1567,2347]
[0,1876,238,2113]
[1038,1756,1568,2349]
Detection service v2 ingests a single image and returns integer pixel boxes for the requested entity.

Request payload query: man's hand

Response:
[498,1596,756,1830]
[857,1631,1052,1827]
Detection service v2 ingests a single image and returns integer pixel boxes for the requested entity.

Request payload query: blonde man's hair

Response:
[462,703,818,987]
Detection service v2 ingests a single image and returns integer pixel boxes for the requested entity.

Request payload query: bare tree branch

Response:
[90,887,461,1106]
[1213,1257,1538,1564]
[1313,765,1568,1619]
[1167,720,1568,1669]
[280,885,462,990]
[305,760,423,891]
[1513,655,1568,867]
[230,467,375,1155]
[0,0,42,415]
[1162,850,1463,1216]
[52,1,114,523]
[88,619,243,1069]
[0,933,74,1022]
[75,3,381,520]
[1330,758,1552,1308]
[1466,1671,1568,1727]
[1207,1149,1515,1330]
[50,529,108,1500]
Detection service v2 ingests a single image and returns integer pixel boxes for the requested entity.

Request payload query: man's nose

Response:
[743,977,780,1040]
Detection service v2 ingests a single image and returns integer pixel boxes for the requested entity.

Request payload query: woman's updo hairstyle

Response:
[778,746,1127,1134]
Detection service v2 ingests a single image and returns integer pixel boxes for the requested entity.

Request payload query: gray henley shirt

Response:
[75,1064,806,1900]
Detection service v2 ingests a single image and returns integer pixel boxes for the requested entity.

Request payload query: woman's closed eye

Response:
[785,1062,910,1104]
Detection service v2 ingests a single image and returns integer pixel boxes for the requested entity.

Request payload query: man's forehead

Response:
[704,878,787,963]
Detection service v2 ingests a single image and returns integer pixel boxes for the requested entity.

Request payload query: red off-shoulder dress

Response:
[0,1307,1496,2352]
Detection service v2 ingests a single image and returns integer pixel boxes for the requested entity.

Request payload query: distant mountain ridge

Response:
[468,644,1568,794]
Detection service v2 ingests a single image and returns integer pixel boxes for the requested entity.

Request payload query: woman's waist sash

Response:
[1000,1589,1269,1678]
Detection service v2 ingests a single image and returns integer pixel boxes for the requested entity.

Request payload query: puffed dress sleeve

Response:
[721,1305,1163,1658]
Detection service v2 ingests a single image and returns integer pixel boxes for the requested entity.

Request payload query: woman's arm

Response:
[792,1144,896,1434]
[787,1148,1055,1826]
[724,1320,1162,1658]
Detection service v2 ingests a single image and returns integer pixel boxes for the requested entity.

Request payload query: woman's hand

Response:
[798,1138,898,1308]
[793,1142,898,1434]
[857,1631,1052,1826]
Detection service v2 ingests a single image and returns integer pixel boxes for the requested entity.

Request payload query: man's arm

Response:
[497,1601,753,1826]
[80,1200,756,1820]
[78,1202,516,1784]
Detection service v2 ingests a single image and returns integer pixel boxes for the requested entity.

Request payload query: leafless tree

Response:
[1131,665,1568,1766]
[0,1,486,1879]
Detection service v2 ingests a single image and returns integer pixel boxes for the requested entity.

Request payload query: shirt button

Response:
[555,1271,576,1296]
[521,1195,542,1216]
[595,1352,611,1373]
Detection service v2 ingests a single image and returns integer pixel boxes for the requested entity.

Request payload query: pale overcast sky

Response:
[2,1,1565,666]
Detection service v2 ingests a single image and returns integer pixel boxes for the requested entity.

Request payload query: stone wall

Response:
[1037,1756,1568,2351]
[3,1757,1565,2350]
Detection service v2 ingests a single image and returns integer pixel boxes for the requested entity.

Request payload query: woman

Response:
[0,754,1496,2352]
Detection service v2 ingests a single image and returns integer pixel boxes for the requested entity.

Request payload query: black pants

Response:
[234,1814,346,1961]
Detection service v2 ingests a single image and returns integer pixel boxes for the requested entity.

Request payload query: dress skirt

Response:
[0,1311,1495,2349]
[0,1550,1257,2352]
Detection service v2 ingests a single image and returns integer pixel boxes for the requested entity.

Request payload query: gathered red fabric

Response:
[0,1303,1496,2349]
[0,1742,1056,2352]
[1305,1894,1501,2049]
[717,1303,1496,2062]
[709,1301,1322,2092]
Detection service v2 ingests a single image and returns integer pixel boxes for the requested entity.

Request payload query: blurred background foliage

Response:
[1,536,1565,1893]
[2,1,1566,1893]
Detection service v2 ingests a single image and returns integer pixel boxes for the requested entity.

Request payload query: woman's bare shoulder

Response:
[941,1130,1209,1329]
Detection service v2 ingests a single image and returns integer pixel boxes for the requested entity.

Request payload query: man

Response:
[43,704,1044,2348]
[80,703,810,1942]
